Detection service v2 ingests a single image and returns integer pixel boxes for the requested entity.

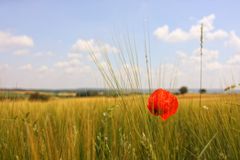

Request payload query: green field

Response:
[0,94,239,160]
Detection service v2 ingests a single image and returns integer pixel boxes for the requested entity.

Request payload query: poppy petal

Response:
[147,88,178,120]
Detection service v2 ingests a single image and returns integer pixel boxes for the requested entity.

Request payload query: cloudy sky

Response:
[0,0,240,89]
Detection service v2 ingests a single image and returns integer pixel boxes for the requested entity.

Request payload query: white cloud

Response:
[153,14,239,88]
[71,39,119,58]
[35,51,55,57]
[54,51,92,74]
[225,31,240,49]
[154,26,189,42]
[60,38,120,74]
[206,30,228,41]
[176,47,240,88]
[67,52,82,59]
[0,64,9,70]
[178,48,220,65]
[206,61,223,70]
[227,53,240,65]
[64,65,91,74]
[198,14,215,31]
[37,65,49,73]
[55,58,81,68]
[154,14,228,42]
[14,49,31,56]
[20,64,33,70]
[0,31,34,51]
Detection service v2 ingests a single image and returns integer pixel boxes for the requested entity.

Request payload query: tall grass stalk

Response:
[200,23,204,107]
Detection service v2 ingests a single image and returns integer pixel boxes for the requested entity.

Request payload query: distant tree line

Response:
[28,92,50,101]
[176,86,207,95]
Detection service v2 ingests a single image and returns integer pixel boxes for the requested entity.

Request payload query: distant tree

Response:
[179,86,188,94]
[76,90,99,97]
[76,92,87,97]
[199,88,207,94]
[29,92,50,101]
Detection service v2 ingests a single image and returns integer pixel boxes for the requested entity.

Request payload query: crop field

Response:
[0,94,239,160]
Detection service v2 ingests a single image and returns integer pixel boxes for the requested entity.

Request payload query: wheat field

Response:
[0,94,239,160]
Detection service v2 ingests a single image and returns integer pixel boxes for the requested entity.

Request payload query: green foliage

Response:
[224,84,239,92]
[76,90,101,97]
[199,88,207,94]
[28,92,50,101]
[0,91,27,101]
[75,90,126,97]
[179,86,188,94]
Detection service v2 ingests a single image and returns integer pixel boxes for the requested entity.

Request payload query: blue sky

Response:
[0,0,240,89]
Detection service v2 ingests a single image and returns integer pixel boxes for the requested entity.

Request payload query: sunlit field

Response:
[2,1,240,160]
[0,94,239,160]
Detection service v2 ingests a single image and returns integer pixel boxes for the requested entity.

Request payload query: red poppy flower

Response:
[147,88,178,120]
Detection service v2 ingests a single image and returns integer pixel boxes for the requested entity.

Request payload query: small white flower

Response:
[103,112,107,117]
[202,105,209,110]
